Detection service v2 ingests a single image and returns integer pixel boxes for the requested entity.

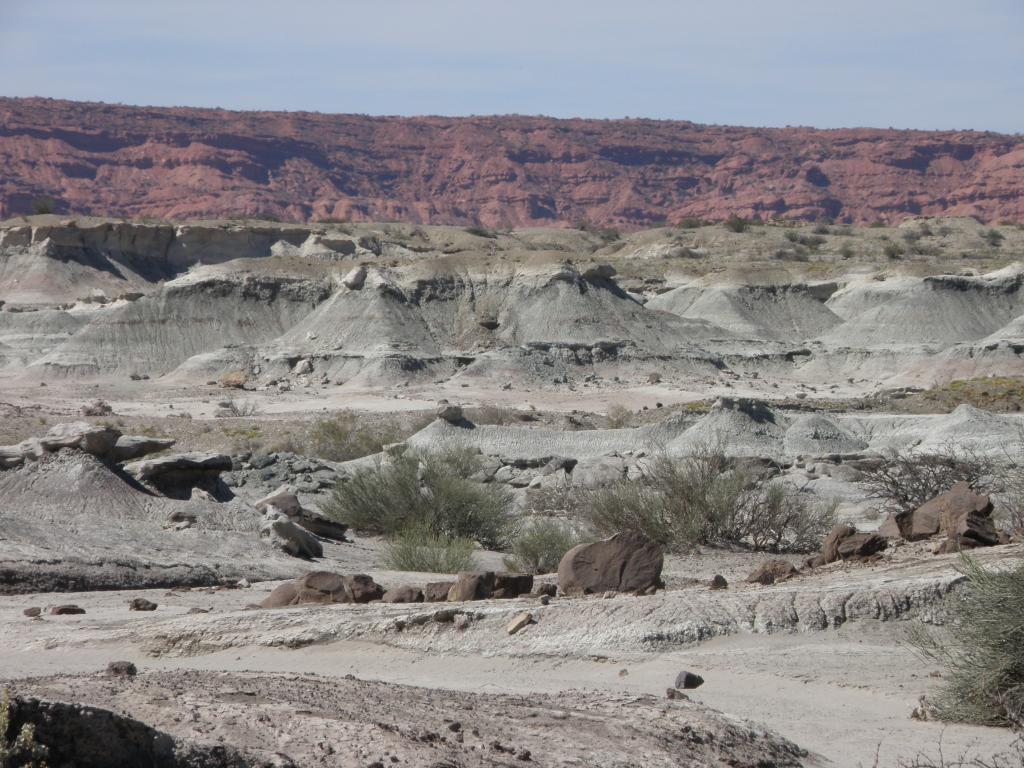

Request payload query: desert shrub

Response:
[1,688,48,767]
[884,241,905,260]
[773,248,810,262]
[677,217,707,229]
[861,446,996,517]
[217,398,259,417]
[468,406,520,426]
[222,424,264,453]
[382,524,477,573]
[323,448,514,549]
[605,404,635,429]
[910,557,1024,726]
[30,197,54,215]
[505,519,594,574]
[839,242,856,259]
[575,221,621,243]
[985,229,1006,248]
[308,410,402,462]
[724,215,749,233]
[583,450,835,553]
[812,223,831,235]
[894,738,1024,768]
[784,230,826,249]
[464,226,498,239]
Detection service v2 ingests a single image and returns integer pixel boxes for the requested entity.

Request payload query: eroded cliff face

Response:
[2,97,1023,227]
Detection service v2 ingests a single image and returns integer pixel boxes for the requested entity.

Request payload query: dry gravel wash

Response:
[12,671,811,768]
[2,546,1022,766]
[99,546,1022,659]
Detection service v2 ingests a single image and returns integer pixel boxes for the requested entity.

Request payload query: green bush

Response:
[884,241,905,260]
[323,448,514,549]
[910,556,1024,726]
[1,689,48,767]
[30,197,54,215]
[383,524,477,573]
[308,410,404,462]
[724,215,749,233]
[582,449,835,553]
[985,228,1005,248]
[505,519,594,574]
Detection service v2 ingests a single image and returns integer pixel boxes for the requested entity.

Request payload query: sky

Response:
[1,0,1022,133]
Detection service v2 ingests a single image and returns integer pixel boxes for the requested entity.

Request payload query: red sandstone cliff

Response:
[1,97,1022,227]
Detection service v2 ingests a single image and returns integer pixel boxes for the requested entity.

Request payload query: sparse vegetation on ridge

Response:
[582,448,835,553]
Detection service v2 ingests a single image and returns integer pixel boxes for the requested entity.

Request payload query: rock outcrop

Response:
[2,97,1023,225]
[122,452,233,499]
[260,571,385,608]
[254,484,348,541]
[557,531,664,596]
[1,422,174,469]
[879,482,1000,552]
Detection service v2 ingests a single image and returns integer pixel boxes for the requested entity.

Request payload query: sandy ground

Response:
[1,561,1018,768]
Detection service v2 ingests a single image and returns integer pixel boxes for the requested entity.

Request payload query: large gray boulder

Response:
[122,452,232,499]
[254,484,348,541]
[110,435,176,462]
[38,422,121,456]
[0,423,175,469]
[259,508,323,559]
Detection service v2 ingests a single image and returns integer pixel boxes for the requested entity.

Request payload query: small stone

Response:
[665,688,689,700]
[709,574,728,590]
[506,611,534,635]
[187,607,210,614]
[128,598,158,611]
[675,671,704,689]
[453,613,472,631]
[51,604,85,615]
[107,661,137,677]
[23,607,41,618]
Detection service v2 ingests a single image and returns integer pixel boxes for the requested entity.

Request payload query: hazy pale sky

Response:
[1,0,1021,132]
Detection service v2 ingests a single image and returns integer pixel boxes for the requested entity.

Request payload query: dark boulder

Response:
[746,559,798,585]
[556,531,664,596]
[423,581,455,602]
[382,585,424,604]
[261,571,384,608]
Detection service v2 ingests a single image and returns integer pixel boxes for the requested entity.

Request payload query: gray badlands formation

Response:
[2,214,1024,766]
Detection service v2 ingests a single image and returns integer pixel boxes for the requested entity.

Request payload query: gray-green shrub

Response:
[910,556,1024,727]
[505,519,594,574]
[323,448,514,549]
[583,449,834,553]
[307,410,403,462]
[382,524,477,573]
